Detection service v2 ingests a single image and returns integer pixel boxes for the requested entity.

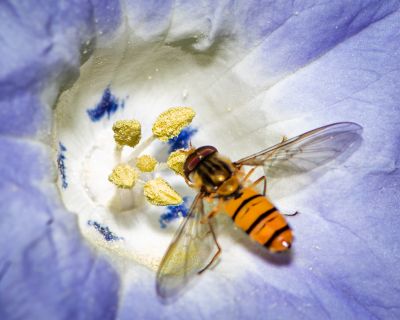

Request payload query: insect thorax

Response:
[192,152,239,196]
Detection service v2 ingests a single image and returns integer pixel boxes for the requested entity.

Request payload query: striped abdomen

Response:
[224,188,293,252]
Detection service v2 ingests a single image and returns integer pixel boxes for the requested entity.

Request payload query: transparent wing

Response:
[156,193,218,299]
[235,122,362,177]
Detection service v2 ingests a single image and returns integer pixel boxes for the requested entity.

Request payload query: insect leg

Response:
[242,167,257,183]
[201,199,223,223]
[235,163,243,170]
[184,176,196,188]
[250,176,267,196]
[198,221,221,274]
[283,210,299,216]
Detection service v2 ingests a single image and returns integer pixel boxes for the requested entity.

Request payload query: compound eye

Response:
[184,154,200,180]
[187,155,200,172]
[183,146,218,180]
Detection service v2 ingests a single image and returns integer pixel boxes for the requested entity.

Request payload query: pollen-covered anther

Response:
[143,177,183,206]
[152,107,196,142]
[108,164,139,189]
[167,149,190,176]
[136,155,158,172]
[112,119,141,147]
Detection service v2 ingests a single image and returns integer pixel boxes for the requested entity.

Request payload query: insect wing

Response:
[235,122,362,177]
[156,193,218,298]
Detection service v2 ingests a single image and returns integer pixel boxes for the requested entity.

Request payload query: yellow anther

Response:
[108,164,139,189]
[143,177,183,206]
[152,107,195,141]
[167,149,189,176]
[136,155,158,172]
[112,120,141,147]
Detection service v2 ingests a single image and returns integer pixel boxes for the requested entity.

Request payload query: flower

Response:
[1,1,400,320]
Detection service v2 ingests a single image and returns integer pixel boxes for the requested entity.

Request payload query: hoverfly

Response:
[156,122,362,298]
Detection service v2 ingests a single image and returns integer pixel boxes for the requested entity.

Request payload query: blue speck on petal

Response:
[88,220,123,241]
[57,142,68,189]
[159,197,190,228]
[86,87,124,122]
[167,126,197,152]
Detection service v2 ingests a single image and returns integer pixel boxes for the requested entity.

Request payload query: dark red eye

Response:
[184,146,217,179]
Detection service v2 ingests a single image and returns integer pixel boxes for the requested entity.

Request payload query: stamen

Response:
[152,107,195,141]
[143,177,183,206]
[109,107,195,207]
[112,119,141,147]
[126,135,156,162]
[136,155,158,172]
[108,164,139,189]
[167,149,190,176]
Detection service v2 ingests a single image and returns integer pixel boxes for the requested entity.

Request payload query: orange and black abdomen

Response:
[224,188,293,252]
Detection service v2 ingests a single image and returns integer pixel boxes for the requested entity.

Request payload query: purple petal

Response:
[0,0,121,136]
[235,1,400,83]
[0,138,120,319]
[0,1,122,319]
[116,1,400,318]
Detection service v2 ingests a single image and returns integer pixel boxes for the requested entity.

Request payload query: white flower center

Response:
[52,28,266,272]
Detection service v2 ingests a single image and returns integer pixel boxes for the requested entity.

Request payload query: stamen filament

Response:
[127,135,156,163]
[155,163,169,170]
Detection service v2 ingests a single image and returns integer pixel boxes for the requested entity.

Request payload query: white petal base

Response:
[52,27,271,275]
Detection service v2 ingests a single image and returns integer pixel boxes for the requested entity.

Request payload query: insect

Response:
[156,122,362,298]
